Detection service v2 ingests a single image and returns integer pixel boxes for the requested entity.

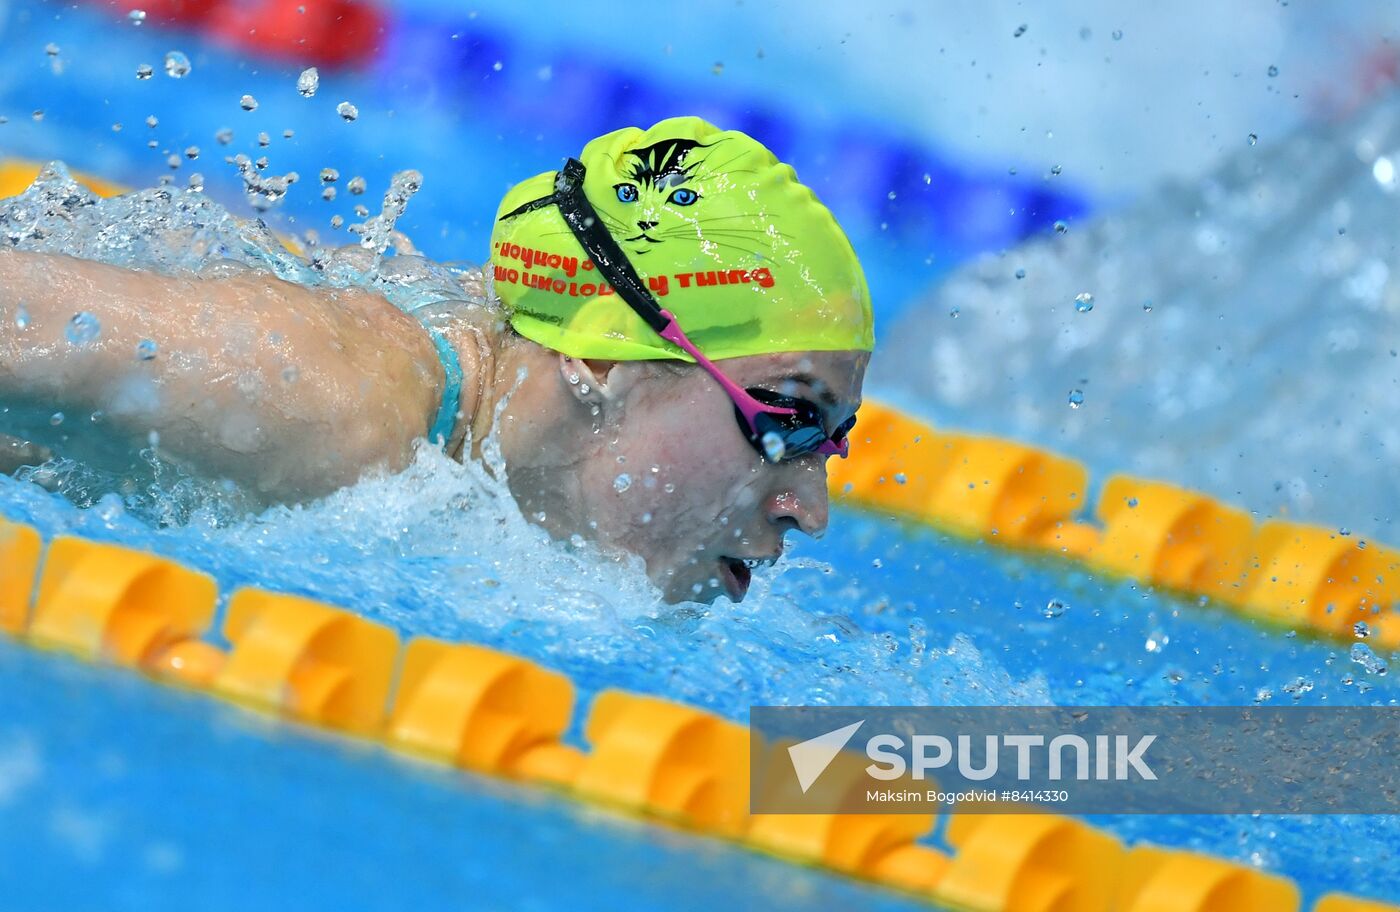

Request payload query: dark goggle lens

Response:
[740,388,854,461]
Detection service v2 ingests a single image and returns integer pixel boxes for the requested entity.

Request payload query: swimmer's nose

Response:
[766,481,829,539]
[636,219,659,231]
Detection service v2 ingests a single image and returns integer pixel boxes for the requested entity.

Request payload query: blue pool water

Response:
[0,635,929,912]
[2,465,1398,908]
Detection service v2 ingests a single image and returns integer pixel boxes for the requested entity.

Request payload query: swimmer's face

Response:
[580,350,868,603]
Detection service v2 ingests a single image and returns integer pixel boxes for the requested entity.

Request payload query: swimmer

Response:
[0,117,873,603]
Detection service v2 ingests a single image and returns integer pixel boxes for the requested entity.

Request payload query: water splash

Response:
[874,92,1400,529]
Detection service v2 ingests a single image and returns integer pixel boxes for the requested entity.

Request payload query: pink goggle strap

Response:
[657,310,846,458]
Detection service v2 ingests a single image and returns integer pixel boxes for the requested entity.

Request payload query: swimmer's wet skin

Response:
[0,116,874,603]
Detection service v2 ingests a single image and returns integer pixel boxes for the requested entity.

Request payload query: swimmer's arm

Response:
[0,249,446,499]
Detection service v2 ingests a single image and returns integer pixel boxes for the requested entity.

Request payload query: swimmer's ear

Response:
[557,354,627,407]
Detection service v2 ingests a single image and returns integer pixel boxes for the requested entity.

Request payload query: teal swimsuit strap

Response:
[424,326,463,447]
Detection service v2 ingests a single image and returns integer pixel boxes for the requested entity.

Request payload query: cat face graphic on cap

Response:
[595,137,713,257]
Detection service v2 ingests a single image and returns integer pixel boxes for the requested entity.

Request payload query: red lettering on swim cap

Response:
[675,272,693,288]
[579,283,596,296]
[648,275,670,297]
[752,266,775,288]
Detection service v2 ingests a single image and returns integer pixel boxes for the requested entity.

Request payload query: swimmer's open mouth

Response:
[718,554,779,601]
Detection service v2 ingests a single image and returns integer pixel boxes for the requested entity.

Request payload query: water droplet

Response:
[1144,630,1167,652]
[66,311,101,345]
[184,145,199,160]
[1267,64,1279,78]
[1247,133,1258,146]
[329,214,343,229]
[1351,642,1388,675]
[1112,29,1123,40]
[948,305,959,318]
[613,473,633,493]
[215,127,232,145]
[1050,164,1062,176]
[1013,23,1027,37]
[31,110,44,122]
[163,50,191,78]
[128,9,146,25]
[258,131,270,147]
[166,153,181,170]
[347,176,366,195]
[44,42,59,56]
[145,114,159,128]
[894,472,908,485]
[711,61,724,75]
[297,67,319,97]
[353,204,368,217]
[1074,292,1095,312]
[187,172,204,191]
[1042,598,1068,619]
[1014,268,1026,280]
[14,304,30,329]
[283,129,294,139]
[663,482,676,494]
[1142,300,1153,312]
[319,168,339,184]
[336,101,358,122]
[135,63,154,80]
[49,411,64,427]
[281,365,299,384]
[922,173,932,185]
[135,339,158,361]
[240,94,258,111]
[1354,621,1371,639]
[1068,389,1085,409]
[1053,219,1068,234]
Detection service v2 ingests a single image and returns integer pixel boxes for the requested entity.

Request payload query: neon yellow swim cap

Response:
[489,116,873,362]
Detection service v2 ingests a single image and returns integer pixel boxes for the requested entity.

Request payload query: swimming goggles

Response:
[499,158,853,463]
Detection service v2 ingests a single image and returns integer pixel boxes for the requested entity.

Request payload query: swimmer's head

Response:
[486,117,872,603]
